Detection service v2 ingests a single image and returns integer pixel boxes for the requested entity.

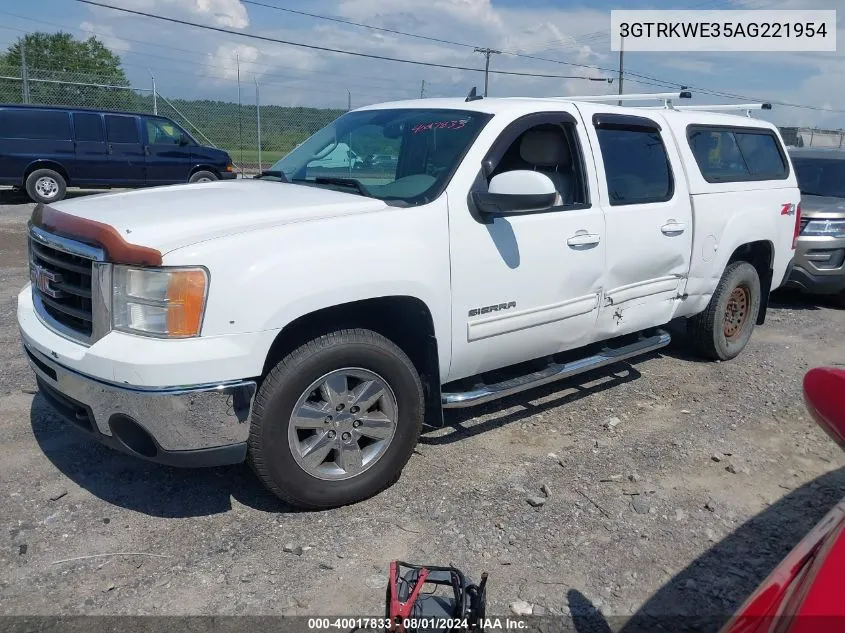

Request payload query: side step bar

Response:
[441,329,672,409]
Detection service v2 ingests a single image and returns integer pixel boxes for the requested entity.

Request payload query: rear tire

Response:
[248,329,424,509]
[188,170,218,183]
[689,261,761,361]
[25,168,66,204]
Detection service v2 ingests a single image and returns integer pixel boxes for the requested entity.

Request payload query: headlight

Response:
[113,266,208,338]
[801,219,845,238]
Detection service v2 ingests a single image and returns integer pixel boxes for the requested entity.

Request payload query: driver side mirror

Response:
[179,134,190,146]
[472,170,559,217]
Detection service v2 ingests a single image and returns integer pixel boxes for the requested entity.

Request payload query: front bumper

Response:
[786,233,845,296]
[24,342,256,467]
[220,170,238,180]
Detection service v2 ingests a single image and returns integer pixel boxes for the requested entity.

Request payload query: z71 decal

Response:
[468,302,517,317]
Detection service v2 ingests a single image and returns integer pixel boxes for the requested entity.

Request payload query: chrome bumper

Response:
[24,342,256,467]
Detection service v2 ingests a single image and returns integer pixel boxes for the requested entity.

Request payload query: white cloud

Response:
[102,0,249,29]
[79,21,131,52]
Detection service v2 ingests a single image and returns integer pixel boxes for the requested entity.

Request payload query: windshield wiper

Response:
[292,176,371,197]
[254,170,288,182]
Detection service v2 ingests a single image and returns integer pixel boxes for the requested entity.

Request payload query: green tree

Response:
[2,31,139,111]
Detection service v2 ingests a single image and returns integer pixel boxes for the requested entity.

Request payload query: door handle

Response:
[661,221,686,235]
[144,146,151,156]
[567,232,601,247]
[107,143,113,155]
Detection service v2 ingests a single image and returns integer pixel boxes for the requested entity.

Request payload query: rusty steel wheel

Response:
[689,261,761,361]
[723,285,751,339]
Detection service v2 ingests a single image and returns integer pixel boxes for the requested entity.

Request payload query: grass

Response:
[224,148,286,168]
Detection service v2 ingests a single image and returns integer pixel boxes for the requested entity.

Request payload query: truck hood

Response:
[49,179,389,254]
[800,194,845,217]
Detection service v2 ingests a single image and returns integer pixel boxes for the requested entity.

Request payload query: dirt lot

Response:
[1,189,843,628]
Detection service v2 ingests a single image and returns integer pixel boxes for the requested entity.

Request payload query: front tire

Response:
[248,329,424,509]
[189,170,218,183]
[25,168,67,204]
[689,261,761,361]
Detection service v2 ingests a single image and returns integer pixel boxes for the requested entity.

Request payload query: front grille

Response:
[29,237,95,338]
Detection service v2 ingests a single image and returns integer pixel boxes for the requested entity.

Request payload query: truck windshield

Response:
[266,108,492,204]
[792,157,845,198]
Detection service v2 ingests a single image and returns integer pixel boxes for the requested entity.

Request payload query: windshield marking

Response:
[411,120,468,134]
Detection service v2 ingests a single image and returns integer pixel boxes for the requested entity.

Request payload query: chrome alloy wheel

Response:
[287,368,398,481]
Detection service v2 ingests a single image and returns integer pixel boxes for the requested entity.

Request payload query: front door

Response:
[104,114,145,185]
[447,109,607,382]
[143,117,193,185]
[580,109,693,339]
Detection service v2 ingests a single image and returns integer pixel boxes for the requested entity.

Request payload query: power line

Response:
[240,0,480,50]
[72,0,608,82]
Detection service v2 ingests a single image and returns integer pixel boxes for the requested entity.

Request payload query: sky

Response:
[0,0,843,129]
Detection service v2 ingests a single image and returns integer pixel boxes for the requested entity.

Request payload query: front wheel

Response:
[188,170,218,183]
[25,168,67,204]
[689,261,762,361]
[248,329,424,509]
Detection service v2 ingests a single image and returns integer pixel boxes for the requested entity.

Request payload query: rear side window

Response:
[0,109,71,140]
[596,127,674,205]
[105,115,139,143]
[688,126,788,182]
[73,113,104,142]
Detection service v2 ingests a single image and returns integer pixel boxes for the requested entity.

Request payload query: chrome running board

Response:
[441,329,671,409]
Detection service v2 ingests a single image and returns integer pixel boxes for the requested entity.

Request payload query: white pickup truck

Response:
[18,92,800,509]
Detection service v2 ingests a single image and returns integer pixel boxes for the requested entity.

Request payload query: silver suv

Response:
[787,147,845,307]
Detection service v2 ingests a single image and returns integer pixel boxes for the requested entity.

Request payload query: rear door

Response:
[71,112,108,186]
[142,116,192,185]
[580,109,693,338]
[104,114,145,185]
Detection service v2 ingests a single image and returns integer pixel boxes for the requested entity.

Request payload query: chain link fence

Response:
[0,64,347,175]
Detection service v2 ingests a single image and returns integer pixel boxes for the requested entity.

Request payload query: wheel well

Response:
[24,161,69,186]
[261,297,444,428]
[727,240,774,325]
[190,165,220,178]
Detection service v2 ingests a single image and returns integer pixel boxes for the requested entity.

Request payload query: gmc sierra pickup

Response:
[18,91,800,508]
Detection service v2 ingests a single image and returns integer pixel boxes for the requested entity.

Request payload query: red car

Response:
[720,367,845,633]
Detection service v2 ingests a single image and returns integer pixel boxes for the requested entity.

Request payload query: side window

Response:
[105,115,139,144]
[688,126,788,182]
[489,120,588,206]
[72,113,104,142]
[596,127,673,205]
[145,118,183,145]
[735,132,787,178]
[0,110,70,140]
[689,129,749,179]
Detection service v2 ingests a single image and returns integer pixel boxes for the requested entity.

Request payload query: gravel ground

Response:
[1,188,844,629]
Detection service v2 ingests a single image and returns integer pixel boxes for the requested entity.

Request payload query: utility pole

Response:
[420,79,426,99]
[617,37,624,106]
[20,42,30,104]
[474,47,501,97]
[347,89,351,111]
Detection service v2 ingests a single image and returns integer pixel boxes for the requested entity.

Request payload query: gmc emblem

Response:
[30,263,65,299]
